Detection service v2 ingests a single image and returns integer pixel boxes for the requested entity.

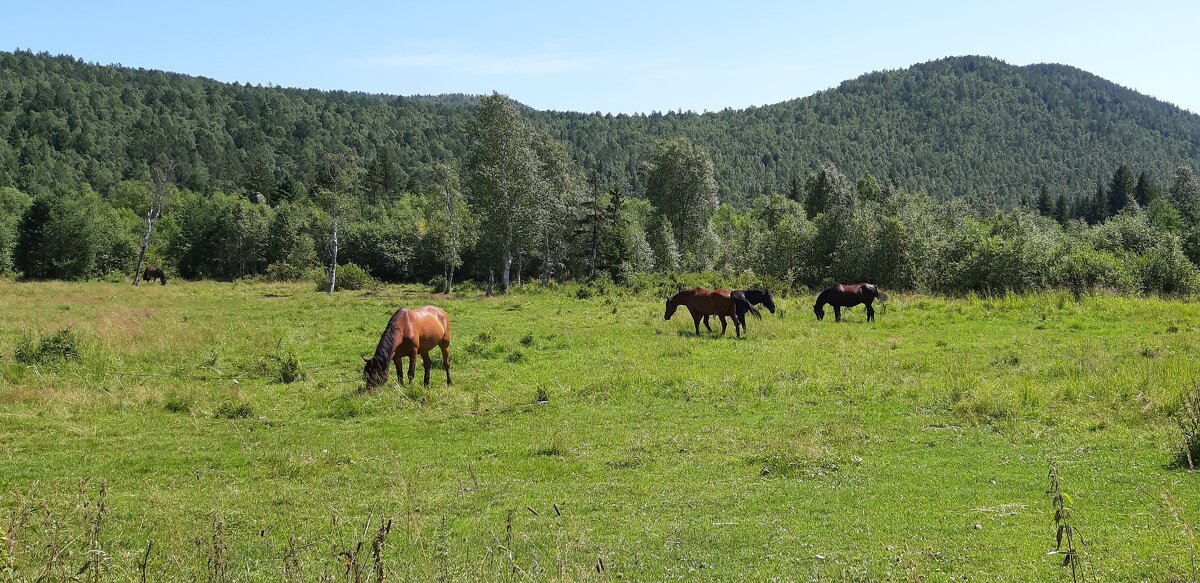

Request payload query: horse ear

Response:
[361,355,370,363]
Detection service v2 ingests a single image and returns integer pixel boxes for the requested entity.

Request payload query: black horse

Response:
[141,267,167,285]
[703,289,775,332]
[814,283,886,322]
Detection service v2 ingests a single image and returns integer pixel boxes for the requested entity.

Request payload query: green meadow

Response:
[1,281,1198,581]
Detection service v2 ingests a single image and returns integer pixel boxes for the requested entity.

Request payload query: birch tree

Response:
[644,139,718,268]
[132,163,171,286]
[423,164,476,294]
[316,151,358,293]
[530,132,580,285]
[466,92,542,293]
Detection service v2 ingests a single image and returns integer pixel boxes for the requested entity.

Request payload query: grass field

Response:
[1,280,1198,581]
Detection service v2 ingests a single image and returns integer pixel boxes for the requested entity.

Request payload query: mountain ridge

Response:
[1,51,1197,205]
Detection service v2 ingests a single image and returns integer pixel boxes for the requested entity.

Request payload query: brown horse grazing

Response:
[814,283,888,322]
[665,288,760,338]
[362,306,452,388]
[142,267,167,285]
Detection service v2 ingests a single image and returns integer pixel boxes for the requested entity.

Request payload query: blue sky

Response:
[5,1,1200,114]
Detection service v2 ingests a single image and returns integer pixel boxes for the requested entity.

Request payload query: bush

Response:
[428,274,448,294]
[1088,212,1157,255]
[1053,245,1129,300]
[164,393,193,413]
[1135,236,1200,295]
[13,328,83,366]
[266,262,323,282]
[1172,386,1200,470]
[214,400,253,419]
[274,349,305,384]
[314,262,377,292]
[940,216,1058,295]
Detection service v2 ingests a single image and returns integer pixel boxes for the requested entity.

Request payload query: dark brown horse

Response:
[704,289,775,332]
[814,283,887,322]
[665,288,760,338]
[142,266,167,285]
[363,306,452,388]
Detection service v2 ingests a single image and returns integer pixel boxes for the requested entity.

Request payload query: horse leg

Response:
[719,315,728,336]
[867,301,875,323]
[393,356,404,386]
[407,348,418,385]
[703,315,713,333]
[421,352,433,387]
[834,306,843,322]
[691,312,702,335]
[440,342,452,386]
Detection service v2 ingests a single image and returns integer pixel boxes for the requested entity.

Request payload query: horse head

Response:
[664,295,680,320]
[362,355,388,389]
[813,302,825,321]
[759,290,776,314]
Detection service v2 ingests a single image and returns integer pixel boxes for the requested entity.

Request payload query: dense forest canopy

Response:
[3,51,1198,204]
[3,50,1200,296]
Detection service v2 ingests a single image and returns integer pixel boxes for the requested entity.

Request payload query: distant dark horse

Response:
[363,306,452,388]
[814,283,887,322]
[665,288,761,338]
[142,267,167,285]
[704,289,775,332]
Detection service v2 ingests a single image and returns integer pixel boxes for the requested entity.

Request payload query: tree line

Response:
[3,90,1200,299]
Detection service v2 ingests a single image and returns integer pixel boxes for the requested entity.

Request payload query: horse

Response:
[362,306,452,388]
[142,266,167,285]
[814,283,888,322]
[665,288,760,338]
[703,289,775,332]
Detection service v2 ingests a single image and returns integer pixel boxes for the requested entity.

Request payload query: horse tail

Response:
[735,295,762,321]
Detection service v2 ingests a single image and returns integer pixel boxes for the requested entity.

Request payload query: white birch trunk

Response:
[327,217,339,293]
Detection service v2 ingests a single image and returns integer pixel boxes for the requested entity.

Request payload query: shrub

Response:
[214,400,253,419]
[274,349,305,384]
[164,393,193,413]
[1135,236,1200,295]
[428,274,448,294]
[13,328,83,366]
[266,262,323,282]
[1172,385,1200,471]
[1053,245,1128,300]
[940,216,1058,295]
[1087,212,1157,255]
[314,262,377,292]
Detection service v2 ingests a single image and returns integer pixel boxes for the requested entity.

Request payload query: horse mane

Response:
[370,309,406,369]
[742,289,770,303]
[814,287,832,306]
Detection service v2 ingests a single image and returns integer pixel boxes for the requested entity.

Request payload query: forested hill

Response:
[2,51,1199,205]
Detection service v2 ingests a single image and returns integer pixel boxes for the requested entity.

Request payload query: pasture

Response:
[0,281,1198,581]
